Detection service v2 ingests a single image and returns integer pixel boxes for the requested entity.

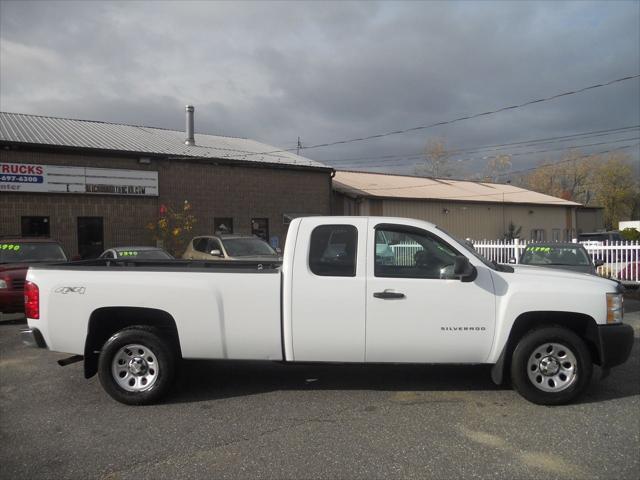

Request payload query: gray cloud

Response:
[1,0,638,176]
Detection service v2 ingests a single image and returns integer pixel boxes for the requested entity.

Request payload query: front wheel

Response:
[511,326,592,405]
[98,327,176,405]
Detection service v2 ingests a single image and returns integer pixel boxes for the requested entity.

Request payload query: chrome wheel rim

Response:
[527,342,578,393]
[111,344,159,392]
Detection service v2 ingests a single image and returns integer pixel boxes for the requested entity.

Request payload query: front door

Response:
[290,218,367,362]
[77,217,104,259]
[366,223,496,363]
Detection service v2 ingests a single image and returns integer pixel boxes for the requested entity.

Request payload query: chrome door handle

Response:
[373,290,405,299]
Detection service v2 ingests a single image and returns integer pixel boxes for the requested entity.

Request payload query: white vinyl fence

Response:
[390,243,421,266]
[389,239,639,284]
[472,239,640,285]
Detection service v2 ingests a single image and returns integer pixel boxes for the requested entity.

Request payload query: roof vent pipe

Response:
[184,105,195,146]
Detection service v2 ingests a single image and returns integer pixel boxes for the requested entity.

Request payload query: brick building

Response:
[0,110,332,258]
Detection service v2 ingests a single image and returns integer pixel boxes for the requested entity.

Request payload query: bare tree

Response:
[482,154,512,183]
[415,138,458,178]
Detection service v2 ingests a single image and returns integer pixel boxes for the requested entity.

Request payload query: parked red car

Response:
[0,238,68,314]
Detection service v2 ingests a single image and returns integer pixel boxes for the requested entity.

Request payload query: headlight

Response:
[606,293,623,324]
[0,279,8,289]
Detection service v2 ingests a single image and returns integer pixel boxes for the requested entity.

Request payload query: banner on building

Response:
[0,162,158,196]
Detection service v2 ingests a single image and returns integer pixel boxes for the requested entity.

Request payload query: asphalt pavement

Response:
[1,310,639,480]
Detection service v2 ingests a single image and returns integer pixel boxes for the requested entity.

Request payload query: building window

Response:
[309,225,357,277]
[214,217,233,234]
[77,217,104,259]
[531,229,546,242]
[374,226,460,279]
[551,229,561,242]
[21,216,50,237]
[251,218,269,242]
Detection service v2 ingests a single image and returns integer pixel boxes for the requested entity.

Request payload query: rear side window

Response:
[192,238,207,253]
[309,225,357,277]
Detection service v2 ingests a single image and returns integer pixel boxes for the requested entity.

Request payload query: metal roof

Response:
[334,170,582,206]
[0,111,328,170]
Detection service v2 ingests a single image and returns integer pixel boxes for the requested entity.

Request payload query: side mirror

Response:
[453,256,476,281]
[210,249,222,257]
[594,259,605,267]
[508,257,517,264]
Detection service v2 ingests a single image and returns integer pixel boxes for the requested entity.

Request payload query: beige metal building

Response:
[332,170,581,241]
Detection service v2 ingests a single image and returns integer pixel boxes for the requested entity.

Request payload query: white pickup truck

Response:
[22,216,633,406]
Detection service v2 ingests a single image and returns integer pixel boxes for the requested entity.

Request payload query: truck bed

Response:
[27,260,284,361]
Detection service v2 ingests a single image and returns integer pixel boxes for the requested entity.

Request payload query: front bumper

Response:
[20,328,47,349]
[595,323,634,368]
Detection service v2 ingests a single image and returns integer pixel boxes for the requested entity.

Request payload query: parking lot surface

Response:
[1,311,639,480]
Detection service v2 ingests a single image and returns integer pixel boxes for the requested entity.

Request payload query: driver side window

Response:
[374,227,459,279]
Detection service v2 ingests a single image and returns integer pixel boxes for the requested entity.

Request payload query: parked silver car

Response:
[182,235,280,261]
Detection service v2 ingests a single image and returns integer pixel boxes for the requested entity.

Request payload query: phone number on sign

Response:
[0,175,44,183]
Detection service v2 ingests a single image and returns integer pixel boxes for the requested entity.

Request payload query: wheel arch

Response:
[84,307,181,379]
[491,310,600,385]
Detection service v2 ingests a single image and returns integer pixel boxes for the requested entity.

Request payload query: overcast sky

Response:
[1,0,639,176]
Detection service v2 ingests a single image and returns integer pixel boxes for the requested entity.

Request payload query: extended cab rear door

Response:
[288,218,367,362]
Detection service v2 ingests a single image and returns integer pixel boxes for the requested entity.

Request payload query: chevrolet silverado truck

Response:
[21,217,633,405]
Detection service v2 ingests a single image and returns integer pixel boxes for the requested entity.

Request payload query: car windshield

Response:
[222,238,277,257]
[115,249,173,259]
[0,242,67,264]
[520,245,591,266]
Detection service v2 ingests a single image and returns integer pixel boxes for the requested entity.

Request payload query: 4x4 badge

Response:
[54,287,86,295]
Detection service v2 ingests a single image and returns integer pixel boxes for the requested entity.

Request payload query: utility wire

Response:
[496,142,640,178]
[326,125,640,165]
[164,74,639,163]
[207,74,640,160]
[165,75,640,164]
[336,136,640,168]
[341,143,639,194]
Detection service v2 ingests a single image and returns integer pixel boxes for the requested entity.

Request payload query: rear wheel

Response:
[98,327,176,405]
[511,326,592,405]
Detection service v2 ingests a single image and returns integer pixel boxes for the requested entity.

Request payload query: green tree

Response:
[522,150,639,229]
[620,228,640,241]
[503,221,522,241]
[591,154,639,229]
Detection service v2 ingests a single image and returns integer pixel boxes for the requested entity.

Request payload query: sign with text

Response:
[0,162,158,196]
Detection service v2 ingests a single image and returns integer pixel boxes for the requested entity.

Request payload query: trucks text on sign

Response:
[0,162,158,196]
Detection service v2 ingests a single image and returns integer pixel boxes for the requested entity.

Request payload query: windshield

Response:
[222,238,277,257]
[0,242,67,264]
[520,245,591,266]
[115,249,173,259]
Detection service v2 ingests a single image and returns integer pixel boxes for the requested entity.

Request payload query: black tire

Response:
[511,326,592,405]
[98,327,176,405]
